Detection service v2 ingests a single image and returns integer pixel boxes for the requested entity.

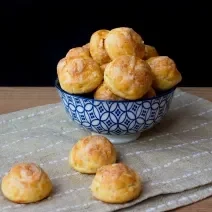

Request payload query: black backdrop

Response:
[1,1,211,86]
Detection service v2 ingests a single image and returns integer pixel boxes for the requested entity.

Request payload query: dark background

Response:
[0,1,211,87]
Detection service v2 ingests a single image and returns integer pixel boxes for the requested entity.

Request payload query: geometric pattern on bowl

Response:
[56,81,175,135]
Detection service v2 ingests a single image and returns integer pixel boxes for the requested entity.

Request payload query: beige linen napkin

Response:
[0,88,212,212]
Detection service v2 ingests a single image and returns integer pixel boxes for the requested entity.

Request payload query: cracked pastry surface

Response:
[94,81,124,101]
[69,135,116,174]
[57,57,103,94]
[66,46,91,61]
[90,163,142,203]
[104,55,153,100]
[104,27,145,60]
[146,56,182,90]
[1,163,52,203]
[90,30,111,65]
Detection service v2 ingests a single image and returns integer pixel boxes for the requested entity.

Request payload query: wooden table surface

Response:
[0,87,212,211]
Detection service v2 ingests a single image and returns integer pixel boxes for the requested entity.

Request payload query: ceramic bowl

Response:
[55,79,176,144]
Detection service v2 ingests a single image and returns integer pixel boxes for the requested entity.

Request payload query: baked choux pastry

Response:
[82,43,90,51]
[1,163,52,203]
[56,57,67,75]
[90,30,111,65]
[104,27,145,60]
[94,82,124,101]
[104,55,153,100]
[90,163,142,203]
[58,57,103,94]
[146,56,182,90]
[143,45,159,60]
[100,62,110,73]
[69,135,116,174]
[143,87,156,99]
[66,46,90,61]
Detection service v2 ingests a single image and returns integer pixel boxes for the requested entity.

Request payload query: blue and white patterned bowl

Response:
[55,79,176,143]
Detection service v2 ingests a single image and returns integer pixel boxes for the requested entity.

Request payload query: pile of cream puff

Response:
[57,27,182,101]
[1,135,142,205]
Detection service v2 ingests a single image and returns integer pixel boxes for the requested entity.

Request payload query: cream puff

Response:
[69,135,116,174]
[1,163,52,203]
[57,57,103,94]
[142,87,156,98]
[94,81,124,101]
[66,46,90,61]
[104,55,153,100]
[104,27,145,60]
[146,56,182,90]
[90,163,142,203]
[143,45,159,60]
[90,29,111,65]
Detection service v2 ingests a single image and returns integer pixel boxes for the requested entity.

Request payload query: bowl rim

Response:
[55,78,177,103]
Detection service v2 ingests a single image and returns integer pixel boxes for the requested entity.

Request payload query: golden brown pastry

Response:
[146,56,182,90]
[142,87,156,99]
[94,82,124,101]
[90,30,111,65]
[69,135,116,174]
[104,27,145,60]
[82,43,90,51]
[104,55,153,100]
[56,57,67,75]
[143,45,159,60]
[100,62,110,73]
[90,163,142,203]
[57,57,103,94]
[1,163,52,204]
[66,47,90,61]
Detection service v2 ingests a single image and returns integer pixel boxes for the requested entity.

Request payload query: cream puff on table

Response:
[90,163,142,203]
[69,135,117,174]
[1,163,52,204]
